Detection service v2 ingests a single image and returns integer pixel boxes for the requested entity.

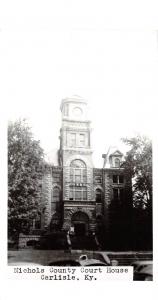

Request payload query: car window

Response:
[49,260,80,266]
[137,264,152,272]
[84,263,106,266]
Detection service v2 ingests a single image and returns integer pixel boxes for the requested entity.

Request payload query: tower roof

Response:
[60,95,87,110]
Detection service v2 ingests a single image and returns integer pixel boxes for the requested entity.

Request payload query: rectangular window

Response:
[70,133,76,147]
[51,202,56,213]
[75,169,81,175]
[69,186,87,201]
[83,169,87,183]
[113,188,124,202]
[95,176,102,184]
[69,187,74,200]
[55,202,60,212]
[119,175,124,184]
[113,175,118,183]
[83,175,86,183]
[83,187,87,200]
[70,169,73,182]
[75,175,81,183]
[79,134,85,146]
[113,175,124,184]
[75,169,82,183]
[35,219,41,229]
[83,191,87,200]
[75,190,82,200]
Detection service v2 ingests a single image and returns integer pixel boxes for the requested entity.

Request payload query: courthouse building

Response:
[40,95,132,248]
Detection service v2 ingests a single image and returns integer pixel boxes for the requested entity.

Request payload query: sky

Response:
[1,2,158,168]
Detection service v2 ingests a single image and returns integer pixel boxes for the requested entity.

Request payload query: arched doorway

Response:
[71,211,89,236]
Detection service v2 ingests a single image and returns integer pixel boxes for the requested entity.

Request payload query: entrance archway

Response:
[71,211,89,236]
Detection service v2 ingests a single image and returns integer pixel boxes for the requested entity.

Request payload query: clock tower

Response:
[59,95,95,234]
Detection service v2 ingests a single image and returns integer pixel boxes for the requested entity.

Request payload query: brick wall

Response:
[41,165,62,229]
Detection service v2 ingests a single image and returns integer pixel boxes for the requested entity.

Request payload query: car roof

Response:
[49,259,80,266]
[131,260,152,266]
[9,262,42,266]
[138,265,153,275]
[77,252,110,264]
[79,259,107,266]
[48,258,107,266]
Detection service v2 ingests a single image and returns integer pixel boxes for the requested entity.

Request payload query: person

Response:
[66,230,72,250]
[93,231,101,250]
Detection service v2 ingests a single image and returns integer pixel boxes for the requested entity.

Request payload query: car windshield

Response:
[137,264,151,272]
[49,260,81,266]
[83,263,107,266]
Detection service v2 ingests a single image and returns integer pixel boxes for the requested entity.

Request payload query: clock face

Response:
[73,107,83,117]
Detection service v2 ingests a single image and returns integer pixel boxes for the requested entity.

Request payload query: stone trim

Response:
[94,185,104,192]
[66,207,92,220]
[52,184,61,190]
[64,154,93,168]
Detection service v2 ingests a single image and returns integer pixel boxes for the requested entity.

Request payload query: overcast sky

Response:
[1,4,157,167]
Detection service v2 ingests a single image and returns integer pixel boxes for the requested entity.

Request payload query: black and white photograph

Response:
[8,96,153,281]
[0,1,158,300]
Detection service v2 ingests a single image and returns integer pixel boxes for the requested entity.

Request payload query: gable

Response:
[110,150,123,157]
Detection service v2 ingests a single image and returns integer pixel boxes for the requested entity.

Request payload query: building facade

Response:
[41,96,132,249]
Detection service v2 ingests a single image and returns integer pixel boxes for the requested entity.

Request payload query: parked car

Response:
[131,260,153,272]
[49,254,109,266]
[8,251,113,266]
[131,260,153,281]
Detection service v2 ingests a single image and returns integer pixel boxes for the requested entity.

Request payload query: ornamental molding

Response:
[52,184,61,190]
[63,126,90,131]
[65,207,92,219]
[62,120,91,126]
[94,185,104,192]
[64,154,93,168]
[63,149,93,156]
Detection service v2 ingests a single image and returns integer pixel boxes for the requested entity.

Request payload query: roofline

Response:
[60,96,87,111]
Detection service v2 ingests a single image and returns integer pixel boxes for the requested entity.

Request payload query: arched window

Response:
[70,159,86,183]
[115,158,120,168]
[95,188,102,203]
[51,187,60,213]
[52,187,60,202]
[69,159,87,201]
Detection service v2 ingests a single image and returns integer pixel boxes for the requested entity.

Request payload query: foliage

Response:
[8,119,44,237]
[122,135,152,210]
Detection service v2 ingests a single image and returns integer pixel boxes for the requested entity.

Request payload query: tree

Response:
[122,135,152,250]
[122,135,152,210]
[8,119,44,239]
